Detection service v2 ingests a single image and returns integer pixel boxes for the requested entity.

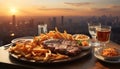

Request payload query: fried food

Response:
[74,34,89,41]
[74,34,89,46]
[101,48,119,57]
[33,28,74,45]
[81,41,89,46]
[9,42,68,61]
[9,28,89,62]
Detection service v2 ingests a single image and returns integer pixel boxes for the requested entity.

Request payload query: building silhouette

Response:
[12,15,16,26]
[61,16,64,25]
[52,17,57,29]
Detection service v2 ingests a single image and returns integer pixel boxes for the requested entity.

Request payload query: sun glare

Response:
[10,8,17,15]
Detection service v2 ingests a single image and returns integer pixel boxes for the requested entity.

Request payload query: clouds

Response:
[37,2,95,12]
[35,3,120,16]
[109,5,120,8]
[37,8,74,11]
[91,5,120,12]
[0,0,120,16]
[89,5,120,16]
[64,2,94,7]
[63,2,120,15]
[91,8,111,12]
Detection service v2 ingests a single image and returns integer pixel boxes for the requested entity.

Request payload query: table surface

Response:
[0,42,120,69]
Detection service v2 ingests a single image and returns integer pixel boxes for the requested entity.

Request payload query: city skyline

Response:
[0,0,120,16]
[0,15,120,45]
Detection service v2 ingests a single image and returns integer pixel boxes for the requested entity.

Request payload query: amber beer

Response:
[97,29,111,42]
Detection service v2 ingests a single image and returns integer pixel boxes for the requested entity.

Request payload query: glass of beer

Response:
[96,25,111,47]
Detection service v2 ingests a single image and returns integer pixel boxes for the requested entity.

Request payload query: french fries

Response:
[9,36,69,62]
[33,28,74,45]
[9,28,89,62]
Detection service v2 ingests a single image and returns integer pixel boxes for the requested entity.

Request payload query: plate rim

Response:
[9,49,91,64]
[11,36,33,43]
[94,48,120,63]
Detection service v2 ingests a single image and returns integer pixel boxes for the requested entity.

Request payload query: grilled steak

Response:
[43,39,81,56]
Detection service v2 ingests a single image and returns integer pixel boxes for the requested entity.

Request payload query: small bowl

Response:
[73,34,90,41]
[98,47,120,60]
[73,34,91,50]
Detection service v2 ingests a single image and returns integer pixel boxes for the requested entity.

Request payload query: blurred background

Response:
[0,0,120,45]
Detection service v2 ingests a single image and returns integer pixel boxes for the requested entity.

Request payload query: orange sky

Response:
[0,0,120,16]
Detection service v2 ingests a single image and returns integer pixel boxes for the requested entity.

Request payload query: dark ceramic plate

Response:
[9,49,91,64]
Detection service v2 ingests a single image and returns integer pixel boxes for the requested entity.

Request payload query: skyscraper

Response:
[52,17,57,28]
[61,16,64,25]
[12,15,16,26]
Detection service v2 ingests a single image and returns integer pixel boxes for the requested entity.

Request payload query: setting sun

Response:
[10,8,17,15]
[0,0,119,16]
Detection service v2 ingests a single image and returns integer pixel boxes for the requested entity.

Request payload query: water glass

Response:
[88,22,101,46]
[38,24,47,35]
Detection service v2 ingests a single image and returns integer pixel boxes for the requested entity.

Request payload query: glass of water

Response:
[38,23,47,35]
[88,22,101,46]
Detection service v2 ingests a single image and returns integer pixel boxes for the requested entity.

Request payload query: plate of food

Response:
[100,47,120,60]
[8,29,91,63]
[73,34,91,50]
[94,47,120,63]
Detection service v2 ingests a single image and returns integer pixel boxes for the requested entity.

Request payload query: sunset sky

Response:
[0,0,120,16]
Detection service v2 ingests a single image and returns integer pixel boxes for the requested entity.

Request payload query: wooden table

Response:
[0,42,120,69]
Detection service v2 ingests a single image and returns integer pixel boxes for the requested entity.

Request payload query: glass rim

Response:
[96,25,111,31]
[100,25,111,28]
[88,22,101,26]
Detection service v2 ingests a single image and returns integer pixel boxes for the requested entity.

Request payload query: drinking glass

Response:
[88,22,101,46]
[38,24,47,35]
[96,25,111,47]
